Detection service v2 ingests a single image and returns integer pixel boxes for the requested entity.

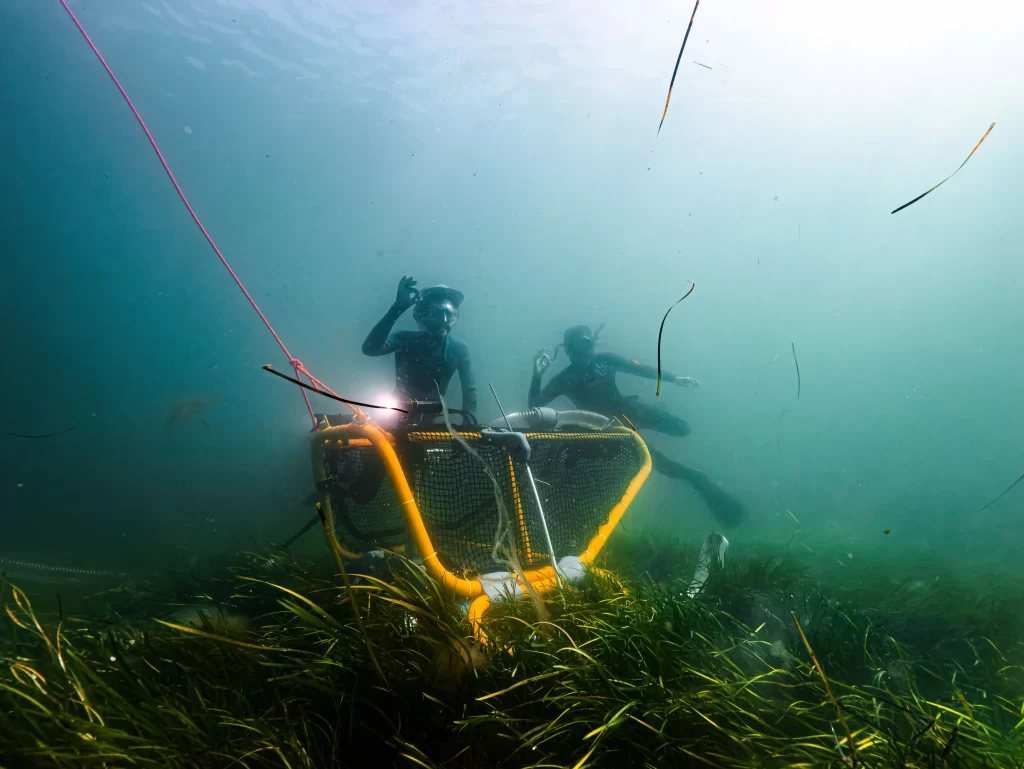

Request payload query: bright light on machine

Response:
[371,392,403,425]
[375,393,399,411]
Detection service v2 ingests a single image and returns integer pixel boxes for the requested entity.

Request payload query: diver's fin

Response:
[690,479,747,529]
[649,448,747,528]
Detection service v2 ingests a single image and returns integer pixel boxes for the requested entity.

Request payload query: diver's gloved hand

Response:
[533,351,551,377]
[674,376,700,388]
[394,275,419,311]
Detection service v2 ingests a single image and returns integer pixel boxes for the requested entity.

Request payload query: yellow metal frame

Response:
[312,421,652,640]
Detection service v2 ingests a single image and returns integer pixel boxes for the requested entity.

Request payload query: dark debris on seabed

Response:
[1,537,1023,769]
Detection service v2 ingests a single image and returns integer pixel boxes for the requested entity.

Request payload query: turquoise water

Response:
[2,0,1024,584]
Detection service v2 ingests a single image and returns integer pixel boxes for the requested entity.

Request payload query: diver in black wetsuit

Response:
[287,277,478,554]
[530,324,746,528]
[362,276,478,421]
[529,325,699,435]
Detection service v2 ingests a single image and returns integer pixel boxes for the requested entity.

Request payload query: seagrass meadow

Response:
[6,1,1024,766]
[2,536,1022,769]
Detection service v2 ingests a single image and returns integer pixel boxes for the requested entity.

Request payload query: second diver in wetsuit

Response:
[530,324,746,527]
[362,275,478,422]
[529,324,698,435]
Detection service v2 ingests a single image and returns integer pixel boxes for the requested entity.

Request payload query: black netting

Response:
[525,433,644,561]
[319,428,645,577]
[321,444,407,553]
[403,431,644,577]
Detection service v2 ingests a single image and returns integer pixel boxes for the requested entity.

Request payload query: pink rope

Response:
[57,0,350,425]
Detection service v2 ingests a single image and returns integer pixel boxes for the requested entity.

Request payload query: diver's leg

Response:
[624,401,691,437]
[648,446,705,483]
[648,447,747,528]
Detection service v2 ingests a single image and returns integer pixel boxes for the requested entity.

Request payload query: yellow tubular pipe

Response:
[468,594,491,644]
[579,431,652,567]
[317,423,651,613]
[342,421,482,598]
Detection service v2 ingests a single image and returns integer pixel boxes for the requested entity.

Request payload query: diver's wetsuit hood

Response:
[563,325,595,362]
[417,285,464,309]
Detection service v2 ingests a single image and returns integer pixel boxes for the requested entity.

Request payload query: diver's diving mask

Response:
[564,333,594,360]
[415,299,459,336]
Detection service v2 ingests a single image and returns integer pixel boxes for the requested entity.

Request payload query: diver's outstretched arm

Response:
[603,353,698,387]
[603,352,669,381]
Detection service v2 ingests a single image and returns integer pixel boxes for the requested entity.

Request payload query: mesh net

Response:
[320,438,407,553]
[317,427,646,577]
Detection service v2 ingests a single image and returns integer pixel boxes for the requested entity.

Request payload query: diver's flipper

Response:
[692,479,747,529]
[649,448,747,528]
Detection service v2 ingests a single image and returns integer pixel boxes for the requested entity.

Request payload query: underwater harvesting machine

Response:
[310,404,652,639]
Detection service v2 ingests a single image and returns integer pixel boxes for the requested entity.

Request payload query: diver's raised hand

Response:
[533,351,551,378]
[394,276,419,311]
[674,375,700,388]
